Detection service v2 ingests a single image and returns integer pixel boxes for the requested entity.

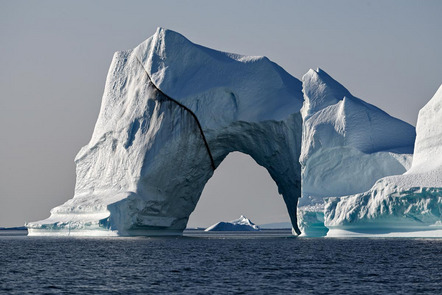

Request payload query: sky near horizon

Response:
[0,0,441,227]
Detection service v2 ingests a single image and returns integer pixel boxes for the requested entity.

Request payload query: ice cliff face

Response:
[324,85,442,237]
[205,215,260,231]
[27,28,304,236]
[409,85,442,175]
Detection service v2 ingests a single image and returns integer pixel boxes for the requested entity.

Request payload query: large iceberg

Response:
[324,85,442,237]
[205,215,260,231]
[27,28,304,236]
[297,69,416,236]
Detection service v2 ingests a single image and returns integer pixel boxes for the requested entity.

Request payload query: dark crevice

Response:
[135,56,216,170]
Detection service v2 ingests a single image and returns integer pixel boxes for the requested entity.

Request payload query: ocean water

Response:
[0,230,441,294]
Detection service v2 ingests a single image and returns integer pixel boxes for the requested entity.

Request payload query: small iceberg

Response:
[205,215,260,231]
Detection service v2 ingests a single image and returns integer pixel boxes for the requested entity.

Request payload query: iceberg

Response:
[297,69,415,236]
[300,68,415,205]
[324,85,442,237]
[205,215,260,231]
[27,28,304,236]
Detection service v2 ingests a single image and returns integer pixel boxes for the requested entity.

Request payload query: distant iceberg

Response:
[205,216,260,231]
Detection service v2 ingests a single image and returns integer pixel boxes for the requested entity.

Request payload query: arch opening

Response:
[187,152,291,229]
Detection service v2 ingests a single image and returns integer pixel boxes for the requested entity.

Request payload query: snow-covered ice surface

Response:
[27,28,304,236]
[324,85,442,237]
[297,68,416,236]
[205,215,260,231]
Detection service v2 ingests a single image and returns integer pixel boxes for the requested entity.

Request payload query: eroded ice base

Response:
[297,184,442,237]
[297,205,329,237]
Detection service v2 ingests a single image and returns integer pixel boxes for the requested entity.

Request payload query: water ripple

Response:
[0,235,441,294]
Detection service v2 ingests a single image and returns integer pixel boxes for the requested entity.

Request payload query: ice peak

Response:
[152,27,193,51]
[155,26,183,38]
[236,215,253,224]
[302,68,352,119]
[304,67,339,84]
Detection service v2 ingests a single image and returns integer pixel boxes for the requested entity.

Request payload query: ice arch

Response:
[27,28,303,236]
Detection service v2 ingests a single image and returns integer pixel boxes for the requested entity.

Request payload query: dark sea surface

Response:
[0,230,441,294]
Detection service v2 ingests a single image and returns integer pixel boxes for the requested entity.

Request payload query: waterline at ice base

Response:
[26,28,441,237]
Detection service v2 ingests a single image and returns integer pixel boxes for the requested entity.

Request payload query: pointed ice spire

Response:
[301,68,353,119]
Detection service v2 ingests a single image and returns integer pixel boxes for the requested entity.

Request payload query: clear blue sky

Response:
[0,0,441,227]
